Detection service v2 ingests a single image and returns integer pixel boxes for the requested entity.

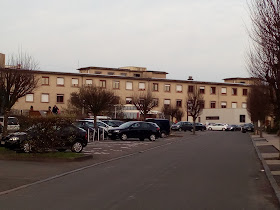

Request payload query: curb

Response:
[0,154,93,162]
[250,134,280,204]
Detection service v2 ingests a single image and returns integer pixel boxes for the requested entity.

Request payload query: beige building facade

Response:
[9,65,251,125]
[0,53,5,68]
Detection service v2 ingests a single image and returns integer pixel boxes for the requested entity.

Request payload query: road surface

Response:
[0,131,279,209]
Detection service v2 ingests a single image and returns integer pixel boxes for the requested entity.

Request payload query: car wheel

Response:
[161,132,167,138]
[121,133,128,141]
[208,127,212,131]
[149,134,156,141]
[178,128,182,132]
[22,141,31,153]
[71,141,83,153]
[222,128,225,131]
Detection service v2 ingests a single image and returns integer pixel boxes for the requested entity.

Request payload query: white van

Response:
[0,116,20,131]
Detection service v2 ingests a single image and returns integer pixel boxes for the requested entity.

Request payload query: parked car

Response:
[0,116,20,131]
[80,119,112,132]
[1,124,88,153]
[73,120,107,139]
[108,121,161,141]
[225,124,241,131]
[102,120,124,127]
[145,119,171,137]
[171,121,193,132]
[194,123,206,131]
[241,123,254,133]
[207,123,227,131]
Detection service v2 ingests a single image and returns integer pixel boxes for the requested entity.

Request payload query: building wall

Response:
[199,108,250,125]
[0,53,5,68]
[12,69,250,125]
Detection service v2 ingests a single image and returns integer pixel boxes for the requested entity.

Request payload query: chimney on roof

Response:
[188,76,193,81]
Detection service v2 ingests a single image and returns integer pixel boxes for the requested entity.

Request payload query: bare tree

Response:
[247,83,271,137]
[161,105,183,123]
[69,86,119,130]
[175,108,184,122]
[132,92,156,120]
[186,88,204,135]
[247,0,280,134]
[0,52,39,136]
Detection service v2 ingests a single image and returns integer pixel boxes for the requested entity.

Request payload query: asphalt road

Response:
[0,131,279,210]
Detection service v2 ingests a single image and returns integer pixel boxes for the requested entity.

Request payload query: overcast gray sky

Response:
[1,0,250,82]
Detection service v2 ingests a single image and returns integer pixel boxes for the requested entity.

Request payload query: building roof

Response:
[2,68,249,87]
[223,77,255,80]
[77,66,168,75]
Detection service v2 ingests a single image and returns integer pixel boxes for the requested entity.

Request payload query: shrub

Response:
[24,117,75,152]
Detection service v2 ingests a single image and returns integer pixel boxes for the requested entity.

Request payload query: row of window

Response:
[42,77,80,87]
[26,93,64,103]
[26,92,247,109]
[125,97,247,109]
[210,101,247,109]
[41,76,248,96]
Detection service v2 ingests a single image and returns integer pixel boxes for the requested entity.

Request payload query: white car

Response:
[80,119,112,132]
[207,123,227,131]
[0,116,20,131]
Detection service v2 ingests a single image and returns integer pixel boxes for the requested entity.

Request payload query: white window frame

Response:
[42,76,49,85]
[164,84,171,92]
[176,84,183,92]
[126,81,133,90]
[242,102,247,109]
[85,79,93,86]
[26,94,34,102]
[221,102,227,108]
[57,94,64,103]
[99,80,106,88]
[232,102,237,108]
[72,78,79,87]
[113,81,120,89]
[139,82,145,90]
[41,93,49,103]
[57,77,64,86]
[199,86,205,93]
[221,87,227,94]
[164,99,171,105]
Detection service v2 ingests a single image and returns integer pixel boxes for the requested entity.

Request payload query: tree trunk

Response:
[260,120,263,138]
[94,113,98,140]
[254,121,258,135]
[192,118,196,135]
[3,110,9,137]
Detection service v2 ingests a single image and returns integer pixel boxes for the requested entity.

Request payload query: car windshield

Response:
[8,118,18,125]
[118,121,137,129]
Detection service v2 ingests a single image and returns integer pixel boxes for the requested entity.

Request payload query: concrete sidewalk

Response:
[251,132,280,204]
[254,133,280,150]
